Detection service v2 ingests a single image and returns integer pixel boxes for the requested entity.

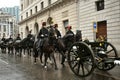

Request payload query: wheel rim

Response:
[96,42,118,71]
[68,42,95,77]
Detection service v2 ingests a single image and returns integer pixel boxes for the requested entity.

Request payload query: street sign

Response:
[93,22,97,41]
[93,22,97,32]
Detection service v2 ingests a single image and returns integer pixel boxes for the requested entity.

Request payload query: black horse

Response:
[21,35,35,56]
[54,30,82,66]
[0,39,8,53]
[13,39,22,56]
[33,37,57,70]
[7,39,14,54]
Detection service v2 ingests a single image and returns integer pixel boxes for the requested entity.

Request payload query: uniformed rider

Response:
[16,34,21,40]
[54,24,61,38]
[37,22,49,50]
[27,30,33,39]
[8,35,13,41]
[64,26,74,49]
[1,35,6,42]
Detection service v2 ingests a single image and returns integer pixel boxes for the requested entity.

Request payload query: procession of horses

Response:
[0,30,80,70]
[0,28,119,77]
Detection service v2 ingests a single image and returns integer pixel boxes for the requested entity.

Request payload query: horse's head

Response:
[42,38,55,53]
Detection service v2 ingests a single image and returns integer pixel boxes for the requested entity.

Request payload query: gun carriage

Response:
[67,41,119,77]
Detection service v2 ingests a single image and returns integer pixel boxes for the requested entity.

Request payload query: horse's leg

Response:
[23,48,25,55]
[27,48,30,56]
[44,53,48,69]
[11,47,13,54]
[20,48,22,57]
[8,47,10,54]
[34,51,37,63]
[29,48,31,56]
[40,51,44,65]
[40,47,44,64]
[33,50,36,63]
[51,52,58,70]
[60,51,66,67]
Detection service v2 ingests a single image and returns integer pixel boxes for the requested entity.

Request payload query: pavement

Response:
[0,51,120,80]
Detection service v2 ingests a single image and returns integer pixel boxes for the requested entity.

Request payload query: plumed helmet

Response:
[54,24,58,28]
[67,26,72,30]
[29,30,32,33]
[42,22,46,26]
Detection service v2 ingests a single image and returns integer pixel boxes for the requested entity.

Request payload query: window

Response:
[3,25,6,32]
[35,6,37,13]
[21,16,23,20]
[63,20,69,30]
[48,0,51,5]
[30,9,32,15]
[41,1,44,9]
[21,4,23,11]
[26,12,28,18]
[95,0,104,11]
[0,25,1,31]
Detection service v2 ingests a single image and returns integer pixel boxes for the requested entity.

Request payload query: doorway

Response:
[96,21,107,40]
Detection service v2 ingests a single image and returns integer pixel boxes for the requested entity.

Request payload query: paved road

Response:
[0,52,120,80]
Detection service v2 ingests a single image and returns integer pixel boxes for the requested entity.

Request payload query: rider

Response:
[27,30,33,39]
[76,30,82,42]
[9,35,13,41]
[37,22,49,50]
[8,35,13,41]
[54,24,61,38]
[16,34,21,40]
[64,26,74,49]
[1,35,6,42]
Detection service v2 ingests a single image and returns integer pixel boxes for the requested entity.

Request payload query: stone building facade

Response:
[19,0,78,38]
[78,0,120,50]
[19,0,120,50]
[0,11,18,38]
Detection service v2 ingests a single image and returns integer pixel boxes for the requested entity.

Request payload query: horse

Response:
[20,35,35,56]
[33,37,58,70]
[0,39,8,53]
[54,31,81,66]
[54,38,66,66]
[13,39,22,56]
[7,39,14,54]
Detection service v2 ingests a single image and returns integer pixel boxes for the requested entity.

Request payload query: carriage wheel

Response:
[96,42,118,71]
[68,42,95,77]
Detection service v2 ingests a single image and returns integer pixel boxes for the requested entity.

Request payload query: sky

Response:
[0,0,20,8]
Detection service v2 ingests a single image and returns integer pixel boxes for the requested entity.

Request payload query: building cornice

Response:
[18,0,63,25]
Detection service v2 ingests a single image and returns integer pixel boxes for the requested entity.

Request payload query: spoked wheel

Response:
[68,42,95,77]
[96,42,118,71]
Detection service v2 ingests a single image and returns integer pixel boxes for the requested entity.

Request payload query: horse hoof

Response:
[55,67,58,70]
[44,66,48,70]
[61,63,65,67]
[41,63,44,66]
[47,60,53,64]
[65,59,67,61]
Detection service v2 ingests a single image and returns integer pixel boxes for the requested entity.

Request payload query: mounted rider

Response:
[8,35,13,41]
[16,34,21,40]
[64,26,74,49]
[54,24,61,38]
[7,35,14,44]
[27,30,33,39]
[1,35,6,42]
[1,35,6,46]
[37,22,49,50]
